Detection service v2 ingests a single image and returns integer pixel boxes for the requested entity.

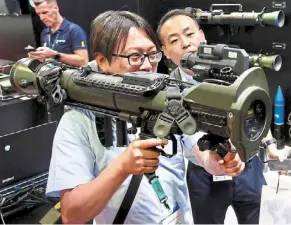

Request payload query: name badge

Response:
[213,175,233,182]
[161,203,181,225]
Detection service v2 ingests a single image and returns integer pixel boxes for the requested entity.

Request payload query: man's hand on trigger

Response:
[119,138,168,175]
[202,150,226,176]
[221,140,245,177]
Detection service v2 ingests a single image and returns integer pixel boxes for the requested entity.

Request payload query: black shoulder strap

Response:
[170,67,182,80]
[113,175,143,224]
[94,114,142,224]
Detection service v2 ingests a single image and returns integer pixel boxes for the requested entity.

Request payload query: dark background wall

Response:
[54,0,166,58]
[56,0,140,57]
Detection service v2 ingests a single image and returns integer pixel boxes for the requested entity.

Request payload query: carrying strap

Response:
[113,174,143,224]
[94,113,142,224]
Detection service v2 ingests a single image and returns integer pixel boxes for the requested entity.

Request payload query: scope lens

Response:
[277,11,285,28]
[244,100,266,141]
[273,55,282,72]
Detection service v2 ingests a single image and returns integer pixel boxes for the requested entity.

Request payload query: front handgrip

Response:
[197,134,233,157]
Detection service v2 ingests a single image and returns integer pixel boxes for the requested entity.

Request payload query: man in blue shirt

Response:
[45,10,244,224]
[157,9,285,224]
[28,0,88,67]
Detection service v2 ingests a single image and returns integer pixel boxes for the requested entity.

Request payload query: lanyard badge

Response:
[46,32,60,50]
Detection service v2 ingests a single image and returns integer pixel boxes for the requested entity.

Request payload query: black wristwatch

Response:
[54,52,61,60]
[263,138,277,149]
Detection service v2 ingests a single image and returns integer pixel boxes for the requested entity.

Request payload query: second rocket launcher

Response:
[186,4,285,28]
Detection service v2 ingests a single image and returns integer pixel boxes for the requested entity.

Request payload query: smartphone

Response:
[25,46,36,52]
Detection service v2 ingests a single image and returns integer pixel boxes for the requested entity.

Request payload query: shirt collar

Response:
[179,67,200,85]
[58,18,69,31]
[43,18,69,34]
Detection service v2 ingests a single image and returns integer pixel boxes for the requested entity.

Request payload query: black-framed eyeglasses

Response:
[112,51,162,66]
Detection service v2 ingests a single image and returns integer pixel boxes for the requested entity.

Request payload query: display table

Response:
[259,170,291,225]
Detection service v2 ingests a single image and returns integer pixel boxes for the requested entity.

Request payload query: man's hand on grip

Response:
[120,138,168,175]
[220,140,245,177]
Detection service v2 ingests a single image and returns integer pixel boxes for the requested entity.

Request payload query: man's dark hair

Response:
[90,10,160,63]
[157,9,199,45]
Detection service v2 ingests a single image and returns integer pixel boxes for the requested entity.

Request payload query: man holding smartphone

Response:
[28,0,88,67]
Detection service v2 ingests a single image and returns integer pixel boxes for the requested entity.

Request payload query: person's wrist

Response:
[198,150,210,168]
[263,138,277,149]
[54,51,61,60]
[266,142,277,150]
[115,156,130,178]
[48,50,56,58]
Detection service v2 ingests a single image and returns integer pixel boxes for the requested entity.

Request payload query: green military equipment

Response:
[181,44,283,85]
[186,3,285,28]
[181,44,249,83]
[249,54,282,71]
[10,55,272,162]
[182,67,271,160]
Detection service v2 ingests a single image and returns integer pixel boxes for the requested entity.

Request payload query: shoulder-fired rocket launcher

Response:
[10,55,272,162]
[9,54,272,209]
[185,4,285,28]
